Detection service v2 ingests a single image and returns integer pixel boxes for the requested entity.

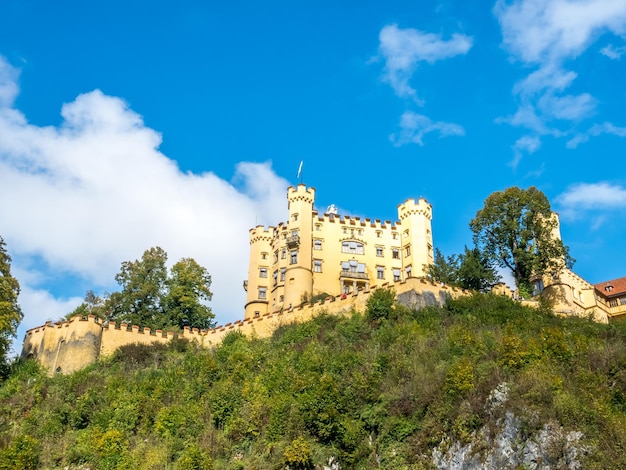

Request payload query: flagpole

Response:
[296,160,304,184]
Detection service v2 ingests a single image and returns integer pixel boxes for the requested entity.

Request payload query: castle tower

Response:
[244,226,273,320]
[397,198,434,278]
[284,185,315,308]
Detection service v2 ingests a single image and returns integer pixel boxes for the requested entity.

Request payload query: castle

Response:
[244,184,434,319]
[21,185,626,375]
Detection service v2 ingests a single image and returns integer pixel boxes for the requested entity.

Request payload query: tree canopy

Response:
[470,187,573,294]
[425,247,500,292]
[70,247,215,331]
[0,237,22,376]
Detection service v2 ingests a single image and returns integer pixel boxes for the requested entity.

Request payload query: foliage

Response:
[365,287,396,322]
[425,248,459,286]
[426,247,500,292]
[0,236,22,378]
[70,247,215,331]
[457,246,500,292]
[283,437,314,469]
[470,186,574,292]
[164,258,214,330]
[3,294,626,468]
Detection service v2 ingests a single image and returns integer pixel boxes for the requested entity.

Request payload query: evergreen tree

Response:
[425,248,460,286]
[457,246,500,292]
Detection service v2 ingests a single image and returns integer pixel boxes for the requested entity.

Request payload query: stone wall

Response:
[21,278,472,375]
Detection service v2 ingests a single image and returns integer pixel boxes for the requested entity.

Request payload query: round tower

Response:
[397,198,433,278]
[284,185,315,308]
[244,226,273,320]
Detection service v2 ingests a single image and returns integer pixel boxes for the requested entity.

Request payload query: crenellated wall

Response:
[22,277,468,375]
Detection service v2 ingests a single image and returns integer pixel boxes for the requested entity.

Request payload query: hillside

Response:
[1,293,626,469]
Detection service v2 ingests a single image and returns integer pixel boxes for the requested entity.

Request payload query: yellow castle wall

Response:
[22,277,468,375]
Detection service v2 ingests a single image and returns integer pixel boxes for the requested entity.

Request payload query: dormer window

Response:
[605,285,614,293]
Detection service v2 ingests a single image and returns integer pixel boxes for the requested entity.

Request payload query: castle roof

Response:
[594,276,626,299]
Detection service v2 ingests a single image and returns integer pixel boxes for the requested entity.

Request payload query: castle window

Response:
[404,230,409,238]
[254,311,260,317]
[259,268,267,278]
[280,268,286,281]
[376,246,383,257]
[261,252,268,260]
[406,265,412,278]
[393,269,401,282]
[280,295,284,302]
[610,299,619,307]
[290,251,297,264]
[620,296,626,306]
[273,270,278,285]
[405,245,411,257]
[314,239,322,250]
[315,224,322,231]
[314,260,322,273]
[342,241,364,254]
[281,248,286,259]
[274,251,278,263]
[392,248,400,259]
[293,213,299,222]
[258,287,267,299]
[377,266,385,279]
[533,279,544,295]
[376,231,382,238]
[392,232,398,240]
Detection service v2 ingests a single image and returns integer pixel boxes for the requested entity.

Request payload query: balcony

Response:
[340,271,369,280]
[286,235,300,249]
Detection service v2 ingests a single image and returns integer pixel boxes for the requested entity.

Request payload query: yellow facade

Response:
[244,185,434,320]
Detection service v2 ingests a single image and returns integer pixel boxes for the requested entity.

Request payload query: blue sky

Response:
[1,0,626,349]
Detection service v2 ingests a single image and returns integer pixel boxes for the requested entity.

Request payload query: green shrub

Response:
[366,287,396,322]
[283,437,314,469]
[0,434,41,470]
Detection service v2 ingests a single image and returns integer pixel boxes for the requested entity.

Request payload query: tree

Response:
[104,247,215,331]
[425,248,460,286]
[108,247,168,329]
[164,258,214,330]
[0,237,22,376]
[470,187,573,294]
[457,246,500,292]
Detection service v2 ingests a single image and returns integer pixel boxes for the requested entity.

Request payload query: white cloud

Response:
[495,0,626,64]
[510,135,541,169]
[494,0,626,158]
[390,111,465,146]
[0,55,19,108]
[600,43,626,59]
[557,182,626,209]
[377,24,473,102]
[0,56,291,347]
[566,121,626,148]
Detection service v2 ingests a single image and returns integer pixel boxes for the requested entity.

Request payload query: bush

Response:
[283,437,314,469]
[366,288,396,322]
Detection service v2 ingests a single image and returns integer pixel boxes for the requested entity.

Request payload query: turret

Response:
[283,185,315,308]
[244,226,273,320]
[397,198,433,278]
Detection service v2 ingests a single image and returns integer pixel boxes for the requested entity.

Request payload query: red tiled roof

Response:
[594,276,626,298]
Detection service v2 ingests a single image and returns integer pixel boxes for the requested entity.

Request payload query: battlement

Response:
[249,226,274,244]
[287,184,315,204]
[397,198,432,221]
